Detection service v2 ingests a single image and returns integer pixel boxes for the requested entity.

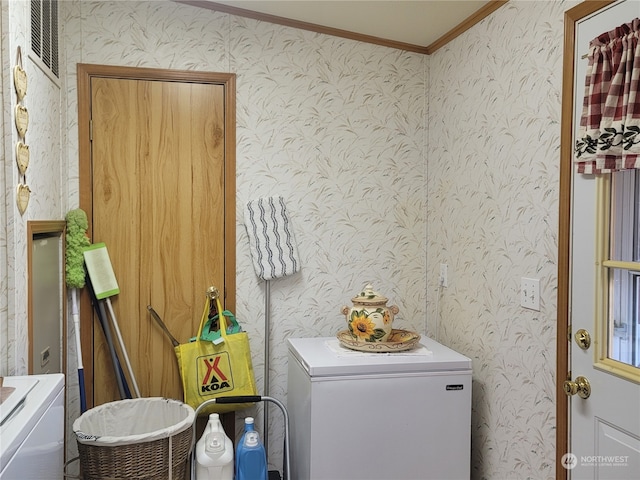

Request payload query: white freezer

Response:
[287,336,472,480]
[0,374,65,480]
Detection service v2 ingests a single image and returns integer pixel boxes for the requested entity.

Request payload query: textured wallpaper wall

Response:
[61,0,427,471]
[1,0,65,375]
[1,0,579,478]
[428,1,573,478]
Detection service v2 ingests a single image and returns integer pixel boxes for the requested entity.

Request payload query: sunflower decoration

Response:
[382,309,392,325]
[348,310,386,342]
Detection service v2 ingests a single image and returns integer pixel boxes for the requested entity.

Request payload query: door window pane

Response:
[610,170,639,263]
[608,267,640,367]
[607,170,640,369]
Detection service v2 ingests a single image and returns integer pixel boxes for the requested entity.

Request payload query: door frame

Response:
[76,63,236,407]
[557,2,616,479]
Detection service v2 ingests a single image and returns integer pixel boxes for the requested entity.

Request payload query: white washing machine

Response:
[287,336,471,480]
[0,373,65,480]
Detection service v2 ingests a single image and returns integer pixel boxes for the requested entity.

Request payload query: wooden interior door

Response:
[78,65,236,407]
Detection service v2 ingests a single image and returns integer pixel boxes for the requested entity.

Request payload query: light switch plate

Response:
[521,277,540,311]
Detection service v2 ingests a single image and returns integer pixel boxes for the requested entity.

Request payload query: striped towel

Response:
[244,196,301,281]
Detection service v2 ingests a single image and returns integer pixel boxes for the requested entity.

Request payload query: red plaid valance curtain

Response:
[575,18,640,174]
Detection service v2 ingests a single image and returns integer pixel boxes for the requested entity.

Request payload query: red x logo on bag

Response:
[197,352,234,395]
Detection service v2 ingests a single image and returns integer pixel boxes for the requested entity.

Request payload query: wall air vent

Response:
[30,0,59,78]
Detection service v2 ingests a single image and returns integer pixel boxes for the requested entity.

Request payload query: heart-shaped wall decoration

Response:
[13,65,27,100]
[14,105,29,138]
[16,184,31,215]
[16,142,29,175]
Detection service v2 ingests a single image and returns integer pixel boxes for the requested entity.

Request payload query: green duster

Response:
[65,209,90,288]
[65,208,90,413]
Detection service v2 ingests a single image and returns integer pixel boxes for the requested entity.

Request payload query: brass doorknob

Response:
[574,329,591,350]
[563,376,591,399]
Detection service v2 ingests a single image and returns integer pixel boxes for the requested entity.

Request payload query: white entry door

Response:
[569,1,640,478]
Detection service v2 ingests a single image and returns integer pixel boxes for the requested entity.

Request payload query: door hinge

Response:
[89,119,93,142]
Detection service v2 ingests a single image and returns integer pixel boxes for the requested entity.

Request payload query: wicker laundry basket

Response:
[72,397,194,480]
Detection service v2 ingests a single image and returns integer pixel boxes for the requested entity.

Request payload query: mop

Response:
[244,196,300,474]
[86,271,132,400]
[83,242,141,398]
[65,209,91,413]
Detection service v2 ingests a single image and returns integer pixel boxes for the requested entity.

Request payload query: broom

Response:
[65,209,91,413]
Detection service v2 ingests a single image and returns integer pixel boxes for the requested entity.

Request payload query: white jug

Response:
[195,413,234,480]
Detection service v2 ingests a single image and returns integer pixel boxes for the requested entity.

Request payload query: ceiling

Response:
[195,1,502,53]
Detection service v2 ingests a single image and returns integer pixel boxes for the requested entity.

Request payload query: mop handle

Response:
[98,300,127,398]
[264,279,271,460]
[105,298,141,398]
[71,288,87,413]
[71,289,83,369]
[147,305,179,347]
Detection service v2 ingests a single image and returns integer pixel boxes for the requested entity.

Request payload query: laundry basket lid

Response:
[73,397,195,446]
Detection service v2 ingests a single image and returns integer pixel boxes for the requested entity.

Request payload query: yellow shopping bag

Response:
[174,293,258,414]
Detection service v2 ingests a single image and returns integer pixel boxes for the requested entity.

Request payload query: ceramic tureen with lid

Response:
[341,283,399,343]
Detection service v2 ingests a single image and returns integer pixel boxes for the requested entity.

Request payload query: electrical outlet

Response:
[439,264,448,287]
[40,346,50,368]
[521,277,540,311]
